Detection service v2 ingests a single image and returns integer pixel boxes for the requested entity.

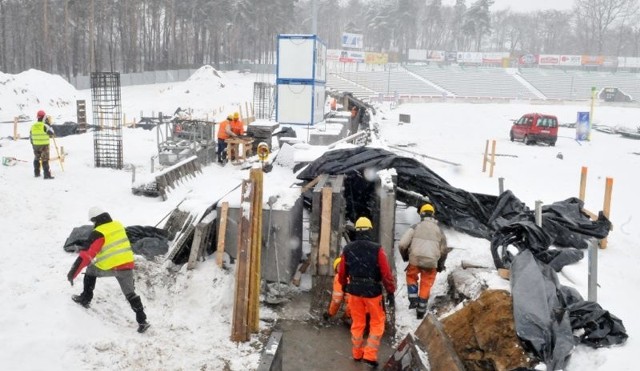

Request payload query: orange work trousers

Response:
[328,274,351,318]
[406,264,437,300]
[349,295,385,363]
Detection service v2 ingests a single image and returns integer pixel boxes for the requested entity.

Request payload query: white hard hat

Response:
[88,206,106,220]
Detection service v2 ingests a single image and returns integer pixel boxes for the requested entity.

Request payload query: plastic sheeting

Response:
[511,250,575,370]
[512,251,628,370]
[296,147,611,250]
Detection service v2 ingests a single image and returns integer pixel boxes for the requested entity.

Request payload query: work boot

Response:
[363,359,379,368]
[407,285,418,309]
[43,161,54,179]
[416,297,428,320]
[72,275,96,308]
[127,294,150,333]
[72,294,91,308]
[33,160,40,177]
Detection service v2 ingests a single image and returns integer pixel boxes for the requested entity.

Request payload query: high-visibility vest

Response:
[30,121,50,145]
[94,221,134,270]
[231,119,244,135]
[218,120,230,140]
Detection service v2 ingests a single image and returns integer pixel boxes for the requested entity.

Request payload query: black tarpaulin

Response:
[62,225,169,259]
[297,147,611,248]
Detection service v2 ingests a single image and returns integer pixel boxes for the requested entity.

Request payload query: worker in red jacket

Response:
[67,206,150,333]
[338,217,395,368]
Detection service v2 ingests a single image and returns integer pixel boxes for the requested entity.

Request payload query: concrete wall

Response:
[217,197,303,283]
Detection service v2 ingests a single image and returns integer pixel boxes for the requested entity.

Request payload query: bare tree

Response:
[574,0,639,54]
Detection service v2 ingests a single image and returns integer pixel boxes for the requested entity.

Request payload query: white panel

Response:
[315,42,327,82]
[277,83,313,124]
[278,36,315,80]
[313,84,325,124]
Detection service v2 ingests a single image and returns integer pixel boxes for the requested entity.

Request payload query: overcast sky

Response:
[444,0,574,13]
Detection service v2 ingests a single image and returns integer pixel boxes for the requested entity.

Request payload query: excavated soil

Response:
[440,289,535,371]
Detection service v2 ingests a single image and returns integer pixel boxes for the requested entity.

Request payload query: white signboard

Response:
[341,32,364,49]
[408,49,427,61]
[618,57,640,68]
[457,52,483,64]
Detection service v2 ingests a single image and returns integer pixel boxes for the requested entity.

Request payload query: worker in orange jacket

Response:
[230,112,244,136]
[217,114,234,163]
[323,257,351,325]
[338,217,395,368]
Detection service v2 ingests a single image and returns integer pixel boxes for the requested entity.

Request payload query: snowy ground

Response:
[0,68,638,370]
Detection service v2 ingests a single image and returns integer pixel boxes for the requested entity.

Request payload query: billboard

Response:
[558,55,581,66]
[365,52,388,65]
[341,32,363,49]
[339,50,365,63]
[538,54,560,66]
[457,52,483,64]
[483,52,510,64]
[427,50,446,62]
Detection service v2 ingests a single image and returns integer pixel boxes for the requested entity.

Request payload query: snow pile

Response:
[0,69,78,120]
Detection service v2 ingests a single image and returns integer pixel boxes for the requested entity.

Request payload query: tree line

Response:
[0,0,638,78]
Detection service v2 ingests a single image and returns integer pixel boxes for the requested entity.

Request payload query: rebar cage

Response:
[91,72,123,169]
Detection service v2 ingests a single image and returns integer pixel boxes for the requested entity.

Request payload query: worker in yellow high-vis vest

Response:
[67,206,151,333]
[30,109,55,179]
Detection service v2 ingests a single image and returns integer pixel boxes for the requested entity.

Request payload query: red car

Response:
[510,113,558,146]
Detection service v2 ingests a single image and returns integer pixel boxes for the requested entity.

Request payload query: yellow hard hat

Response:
[355,217,373,230]
[333,257,342,271]
[420,203,435,214]
[233,112,240,119]
[227,114,233,121]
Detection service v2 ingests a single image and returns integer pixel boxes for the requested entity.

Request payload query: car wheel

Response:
[524,136,530,145]
[550,141,556,147]
[510,131,514,142]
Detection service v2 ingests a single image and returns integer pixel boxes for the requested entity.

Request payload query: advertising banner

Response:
[576,112,590,141]
[338,50,365,63]
[558,55,581,66]
[457,52,483,64]
[446,51,458,62]
[539,54,560,66]
[365,52,388,65]
[408,49,427,61]
[341,32,364,49]
[483,52,510,64]
[519,54,537,65]
[618,56,640,68]
[427,50,446,62]
[581,55,604,66]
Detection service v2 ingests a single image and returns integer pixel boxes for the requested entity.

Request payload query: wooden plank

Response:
[600,177,614,249]
[318,186,332,274]
[217,202,229,267]
[231,181,252,342]
[187,223,206,270]
[248,168,263,333]
[414,314,466,371]
[579,166,588,201]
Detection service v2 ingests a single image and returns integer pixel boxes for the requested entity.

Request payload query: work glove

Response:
[322,311,330,321]
[437,260,446,273]
[386,295,395,309]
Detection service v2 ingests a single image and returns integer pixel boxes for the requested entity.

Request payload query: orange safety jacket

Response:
[328,273,351,318]
[218,120,231,140]
[230,119,244,135]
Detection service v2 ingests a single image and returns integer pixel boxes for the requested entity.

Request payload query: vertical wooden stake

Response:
[579,166,588,201]
[13,117,18,140]
[600,177,614,249]
[217,202,229,267]
[489,140,496,178]
[248,168,263,333]
[318,187,333,273]
[482,140,489,172]
[231,181,252,342]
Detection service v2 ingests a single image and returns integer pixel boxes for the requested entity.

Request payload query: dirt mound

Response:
[441,289,535,371]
